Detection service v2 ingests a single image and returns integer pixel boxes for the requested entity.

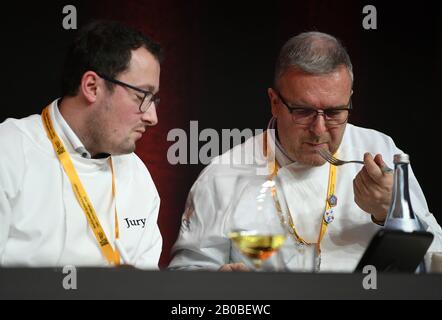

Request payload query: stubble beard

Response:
[85,108,136,156]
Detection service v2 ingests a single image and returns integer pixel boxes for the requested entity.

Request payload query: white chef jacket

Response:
[169,120,442,272]
[0,100,162,269]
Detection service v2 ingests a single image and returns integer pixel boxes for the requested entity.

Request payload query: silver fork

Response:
[318,149,393,173]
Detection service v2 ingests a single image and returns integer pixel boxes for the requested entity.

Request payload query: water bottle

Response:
[384,153,423,232]
[384,153,428,273]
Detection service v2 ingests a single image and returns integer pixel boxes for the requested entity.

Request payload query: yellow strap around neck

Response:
[316,163,336,255]
[265,131,337,256]
[42,106,120,266]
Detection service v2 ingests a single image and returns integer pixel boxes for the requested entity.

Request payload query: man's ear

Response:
[80,71,100,103]
[268,88,279,118]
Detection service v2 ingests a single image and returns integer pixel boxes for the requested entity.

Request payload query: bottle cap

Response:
[394,153,410,164]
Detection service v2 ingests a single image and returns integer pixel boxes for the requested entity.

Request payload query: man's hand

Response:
[218,263,250,272]
[353,153,394,223]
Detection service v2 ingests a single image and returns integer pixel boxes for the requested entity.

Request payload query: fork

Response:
[318,149,393,173]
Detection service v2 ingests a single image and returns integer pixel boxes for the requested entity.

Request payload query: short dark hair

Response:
[61,20,163,97]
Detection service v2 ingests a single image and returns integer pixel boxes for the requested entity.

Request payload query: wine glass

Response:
[227,173,287,270]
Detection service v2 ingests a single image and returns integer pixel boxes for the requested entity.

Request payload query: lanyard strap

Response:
[110,159,120,241]
[42,106,120,266]
[265,130,337,256]
[316,163,336,255]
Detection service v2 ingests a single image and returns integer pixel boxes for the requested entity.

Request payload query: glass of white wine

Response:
[227,173,287,270]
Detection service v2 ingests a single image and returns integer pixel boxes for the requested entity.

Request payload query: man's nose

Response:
[141,104,158,126]
[309,113,327,136]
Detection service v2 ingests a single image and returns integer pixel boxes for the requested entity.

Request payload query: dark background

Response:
[1,0,440,267]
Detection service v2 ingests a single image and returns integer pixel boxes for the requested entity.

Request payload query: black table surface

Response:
[1,268,441,300]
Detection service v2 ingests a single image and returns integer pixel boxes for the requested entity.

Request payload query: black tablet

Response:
[355,229,434,272]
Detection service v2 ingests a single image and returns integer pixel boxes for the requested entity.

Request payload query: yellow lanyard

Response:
[42,106,120,266]
[265,131,337,257]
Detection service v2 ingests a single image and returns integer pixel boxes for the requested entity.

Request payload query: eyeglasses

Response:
[275,89,351,126]
[96,72,160,113]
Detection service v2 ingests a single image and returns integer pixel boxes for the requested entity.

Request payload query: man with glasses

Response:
[0,21,162,269]
[169,31,442,272]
